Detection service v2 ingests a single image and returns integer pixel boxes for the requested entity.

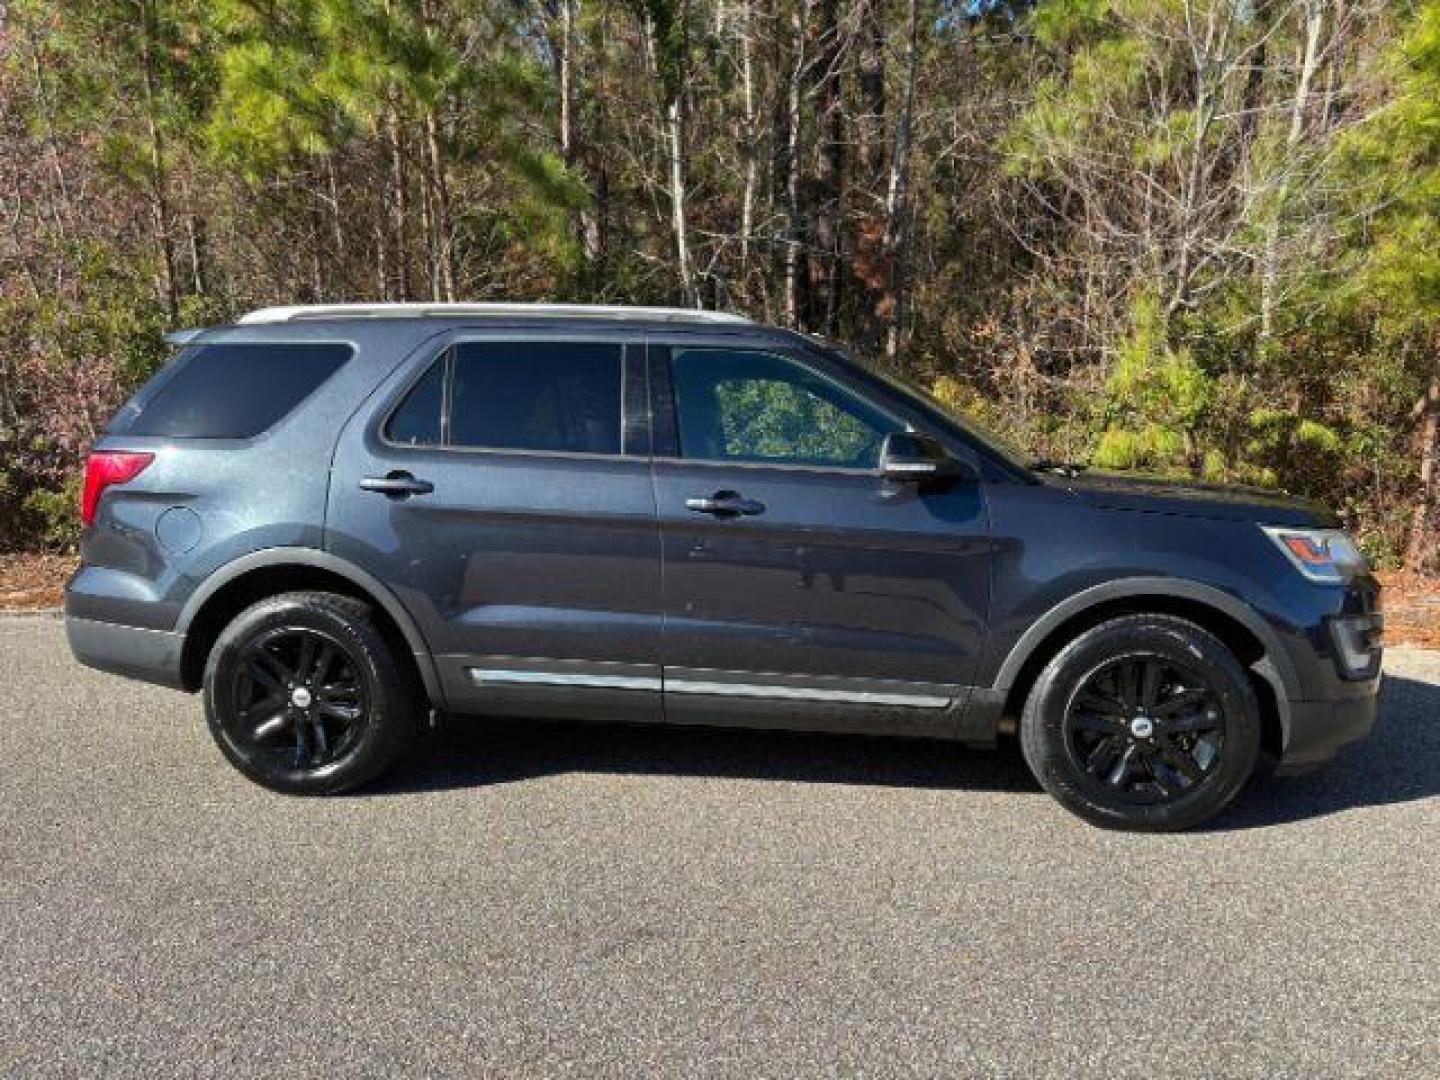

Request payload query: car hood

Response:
[1041,470,1339,527]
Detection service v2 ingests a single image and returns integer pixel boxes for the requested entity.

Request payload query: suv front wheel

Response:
[203,590,418,794]
[1019,614,1262,831]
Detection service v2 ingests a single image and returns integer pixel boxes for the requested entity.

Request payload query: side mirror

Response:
[878,431,972,484]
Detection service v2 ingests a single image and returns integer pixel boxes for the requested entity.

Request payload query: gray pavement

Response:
[1,614,1437,1077]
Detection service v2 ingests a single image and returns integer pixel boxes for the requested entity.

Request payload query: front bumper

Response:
[1274,677,1381,775]
[1267,569,1382,774]
[65,615,187,690]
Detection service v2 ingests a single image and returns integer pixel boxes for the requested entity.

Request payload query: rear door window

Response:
[113,342,351,438]
[451,342,622,454]
[385,342,625,456]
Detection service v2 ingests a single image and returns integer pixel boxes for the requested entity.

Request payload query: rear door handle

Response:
[359,471,434,498]
[685,490,766,517]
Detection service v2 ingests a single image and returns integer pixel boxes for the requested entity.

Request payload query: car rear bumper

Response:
[1274,677,1381,775]
[65,614,187,691]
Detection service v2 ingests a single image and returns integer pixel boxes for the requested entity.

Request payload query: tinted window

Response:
[118,343,351,438]
[386,358,445,446]
[450,342,622,454]
[671,349,897,467]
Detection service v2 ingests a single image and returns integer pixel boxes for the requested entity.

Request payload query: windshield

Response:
[843,354,1034,473]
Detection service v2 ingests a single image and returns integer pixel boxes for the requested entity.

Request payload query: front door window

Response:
[670,348,899,469]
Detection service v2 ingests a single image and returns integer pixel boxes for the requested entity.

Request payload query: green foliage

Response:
[24,478,83,552]
[1091,295,1213,474]
[64,1,217,187]
[1003,34,1146,179]
[1340,1,1440,328]
[929,375,1009,435]
[206,0,426,171]
[0,0,1437,568]
[1031,0,1113,48]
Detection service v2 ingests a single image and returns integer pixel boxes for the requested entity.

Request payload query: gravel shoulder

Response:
[1,617,1437,1077]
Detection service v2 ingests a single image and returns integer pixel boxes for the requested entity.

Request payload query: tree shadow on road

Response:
[1210,674,1440,830]
[365,676,1439,829]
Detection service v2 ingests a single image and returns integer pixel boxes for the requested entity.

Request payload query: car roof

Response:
[236,303,754,327]
[163,304,824,357]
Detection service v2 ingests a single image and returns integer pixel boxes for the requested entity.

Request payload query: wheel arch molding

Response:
[175,546,444,706]
[988,577,1300,750]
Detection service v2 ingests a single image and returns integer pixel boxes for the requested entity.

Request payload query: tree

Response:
[1,0,1437,570]
[1341,0,1440,569]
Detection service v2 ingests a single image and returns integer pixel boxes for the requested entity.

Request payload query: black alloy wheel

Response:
[1062,655,1225,804]
[224,626,369,774]
[203,591,417,794]
[1020,614,1263,831]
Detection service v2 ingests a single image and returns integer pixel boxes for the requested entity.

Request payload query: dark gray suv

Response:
[66,303,1383,830]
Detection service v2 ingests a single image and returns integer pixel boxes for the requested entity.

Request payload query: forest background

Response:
[2,0,1439,572]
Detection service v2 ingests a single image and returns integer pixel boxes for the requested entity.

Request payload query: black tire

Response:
[1019,614,1261,832]
[203,590,418,794]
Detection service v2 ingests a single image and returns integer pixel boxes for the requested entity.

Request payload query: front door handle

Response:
[685,490,766,517]
[359,471,434,499]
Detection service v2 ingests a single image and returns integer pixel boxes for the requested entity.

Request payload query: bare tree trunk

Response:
[559,0,602,267]
[325,154,346,275]
[1323,0,1353,130]
[137,0,178,321]
[414,0,453,300]
[590,3,612,269]
[642,7,696,306]
[1167,1,1233,320]
[423,109,456,301]
[812,0,844,335]
[882,0,919,360]
[374,219,389,299]
[559,0,575,162]
[857,0,886,180]
[1170,90,1215,316]
[185,212,206,295]
[308,180,325,299]
[782,0,808,328]
[418,138,438,300]
[1239,0,1270,150]
[387,107,411,300]
[1407,367,1440,571]
[1259,0,1325,346]
[178,172,206,296]
[856,0,887,350]
[665,95,696,305]
[738,0,758,277]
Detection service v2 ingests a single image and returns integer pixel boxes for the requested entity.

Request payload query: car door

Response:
[649,338,992,736]
[327,327,662,722]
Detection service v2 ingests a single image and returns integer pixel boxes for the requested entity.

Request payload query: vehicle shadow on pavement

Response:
[370,718,1043,796]
[366,676,1439,827]
[1211,674,1440,831]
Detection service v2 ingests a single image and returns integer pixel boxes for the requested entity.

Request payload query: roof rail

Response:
[237,302,752,326]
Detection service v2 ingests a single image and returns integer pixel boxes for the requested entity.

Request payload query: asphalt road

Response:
[2,614,1437,1078]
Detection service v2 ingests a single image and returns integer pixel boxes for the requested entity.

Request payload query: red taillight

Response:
[80,451,154,527]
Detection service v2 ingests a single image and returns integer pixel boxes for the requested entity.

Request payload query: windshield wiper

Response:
[1030,458,1088,478]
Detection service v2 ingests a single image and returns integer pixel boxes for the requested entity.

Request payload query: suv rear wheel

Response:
[202,591,417,794]
[1019,614,1262,831]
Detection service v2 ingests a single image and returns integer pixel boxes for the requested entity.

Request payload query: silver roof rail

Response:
[237,302,752,326]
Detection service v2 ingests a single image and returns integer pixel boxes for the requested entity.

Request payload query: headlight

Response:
[1260,526,1367,583]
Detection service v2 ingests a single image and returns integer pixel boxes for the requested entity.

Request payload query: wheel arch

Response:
[176,547,443,706]
[993,579,1296,757]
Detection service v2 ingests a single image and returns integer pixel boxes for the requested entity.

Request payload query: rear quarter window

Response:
[110,342,352,438]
